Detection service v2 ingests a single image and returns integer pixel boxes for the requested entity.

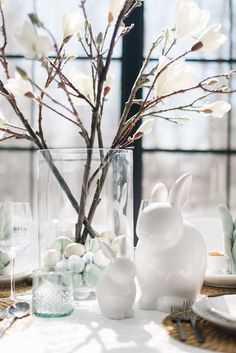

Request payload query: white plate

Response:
[193,295,236,332]
[204,272,236,288]
[0,271,31,286]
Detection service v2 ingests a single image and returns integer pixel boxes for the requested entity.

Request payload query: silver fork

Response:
[170,306,187,342]
[182,301,205,344]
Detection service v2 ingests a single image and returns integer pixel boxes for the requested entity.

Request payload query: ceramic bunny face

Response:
[100,236,136,285]
[96,235,136,320]
[136,174,192,250]
[135,174,207,312]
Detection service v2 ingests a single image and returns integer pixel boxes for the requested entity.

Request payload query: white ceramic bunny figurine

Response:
[135,174,207,313]
[96,235,136,319]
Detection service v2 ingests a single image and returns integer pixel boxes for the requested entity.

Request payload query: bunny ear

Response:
[168,174,192,208]
[118,235,129,256]
[150,182,168,203]
[100,241,116,260]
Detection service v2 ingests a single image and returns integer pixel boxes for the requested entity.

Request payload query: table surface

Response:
[0,217,230,353]
[0,298,216,353]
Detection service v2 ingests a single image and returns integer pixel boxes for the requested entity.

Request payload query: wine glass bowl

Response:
[0,202,32,301]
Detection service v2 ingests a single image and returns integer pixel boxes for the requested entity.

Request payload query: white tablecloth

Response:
[0,299,214,353]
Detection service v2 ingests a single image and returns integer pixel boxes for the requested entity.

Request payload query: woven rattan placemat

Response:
[162,285,236,353]
[0,279,32,309]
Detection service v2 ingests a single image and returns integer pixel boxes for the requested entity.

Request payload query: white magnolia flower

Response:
[200,101,231,118]
[15,22,52,60]
[62,12,83,40]
[134,118,154,138]
[175,0,209,38]
[68,69,94,105]
[197,24,227,52]
[4,72,33,97]
[108,0,126,23]
[154,56,196,98]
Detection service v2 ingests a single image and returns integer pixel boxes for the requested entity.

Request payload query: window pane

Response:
[0,151,32,202]
[33,60,121,148]
[0,59,33,148]
[143,152,227,216]
[142,62,230,150]
[144,0,230,60]
[36,0,122,58]
[4,0,34,55]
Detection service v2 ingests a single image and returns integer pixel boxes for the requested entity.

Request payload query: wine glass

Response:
[0,202,32,302]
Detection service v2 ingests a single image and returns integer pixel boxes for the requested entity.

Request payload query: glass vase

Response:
[37,148,133,299]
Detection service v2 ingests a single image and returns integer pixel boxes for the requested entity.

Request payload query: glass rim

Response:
[37,147,133,153]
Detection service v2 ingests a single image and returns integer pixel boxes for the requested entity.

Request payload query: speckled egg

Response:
[64,243,85,258]
[43,249,61,266]
[82,251,94,265]
[53,236,73,253]
[83,263,102,287]
[55,260,71,272]
[100,231,116,242]
[68,255,85,273]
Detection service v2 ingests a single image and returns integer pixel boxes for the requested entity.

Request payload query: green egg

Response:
[83,263,102,287]
[53,236,73,253]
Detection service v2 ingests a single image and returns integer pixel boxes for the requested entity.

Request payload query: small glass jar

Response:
[32,269,74,318]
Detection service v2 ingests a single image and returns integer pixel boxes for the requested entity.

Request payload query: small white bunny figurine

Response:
[135,174,207,312]
[96,235,136,320]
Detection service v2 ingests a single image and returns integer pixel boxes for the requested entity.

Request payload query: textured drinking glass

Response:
[32,270,74,318]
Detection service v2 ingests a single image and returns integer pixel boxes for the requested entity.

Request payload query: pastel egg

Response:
[53,237,73,253]
[44,249,60,266]
[0,252,10,270]
[64,243,85,258]
[93,249,109,268]
[55,260,71,272]
[82,251,94,265]
[100,231,116,242]
[68,255,85,273]
[72,273,84,288]
[83,263,102,287]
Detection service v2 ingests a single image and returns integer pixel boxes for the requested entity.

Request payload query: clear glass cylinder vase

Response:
[37,148,133,299]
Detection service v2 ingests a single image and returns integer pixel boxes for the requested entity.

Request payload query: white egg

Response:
[43,249,60,266]
[68,255,85,273]
[64,243,85,258]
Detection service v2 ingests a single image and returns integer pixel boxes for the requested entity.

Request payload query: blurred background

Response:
[0,0,235,235]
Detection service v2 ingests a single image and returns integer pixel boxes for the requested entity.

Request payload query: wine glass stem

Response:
[10,256,16,301]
